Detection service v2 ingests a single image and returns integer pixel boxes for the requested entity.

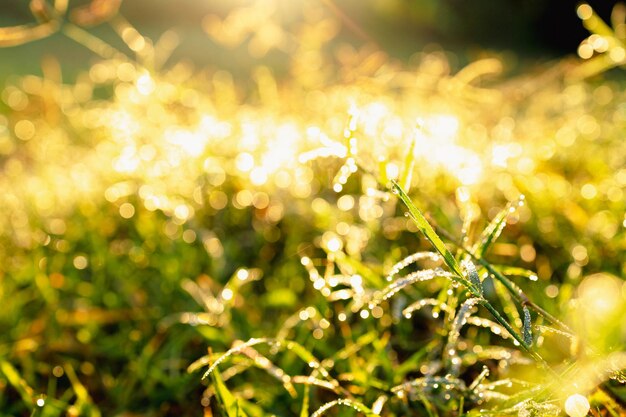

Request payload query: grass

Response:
[198,179,580,416]
[0,1,625,416]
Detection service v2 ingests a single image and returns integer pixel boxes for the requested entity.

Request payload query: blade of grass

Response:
[300,384,310,417]
[310,398,376,417]
[494,280,523,328]
[210,365,249,417]
[493,266,539,282]
[390,181,475,293]
[0,361,34,409]
[399,136,416,192]
[471,196,524,258]
[64,364,101,417]
[202,338,339,389]
[523,306,533,346]
[418,392,438,417]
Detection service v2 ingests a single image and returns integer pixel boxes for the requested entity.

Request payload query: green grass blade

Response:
[461,259,483,296]
[390,181,474,292]
[0,361,34,408]
[399,136,416,192]
[523,306,533,347]
[492,266,538,282]
[494,279,523,328]
[417,392,438,417]
[300,384,310,417]
[203,338,333,382]
[369,269,457,308]
[64,364,101,417]
[580,6,615,37]
[445,297,483,375]
[331,330,378,361]
[310,399,376,417]
[211,365,249,417]
[472,196,524,258]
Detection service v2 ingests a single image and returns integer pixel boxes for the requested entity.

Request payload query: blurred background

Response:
[0,0,621,80]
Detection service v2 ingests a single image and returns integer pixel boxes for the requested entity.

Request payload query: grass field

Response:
[0,1,624,416]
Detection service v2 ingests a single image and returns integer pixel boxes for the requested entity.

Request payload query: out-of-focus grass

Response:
[0,1,624,416]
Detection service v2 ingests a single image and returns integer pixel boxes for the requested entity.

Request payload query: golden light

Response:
[577,273,622,319]
[577,4,593,20]
[565,394,590,417]
[322,232,343,253]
